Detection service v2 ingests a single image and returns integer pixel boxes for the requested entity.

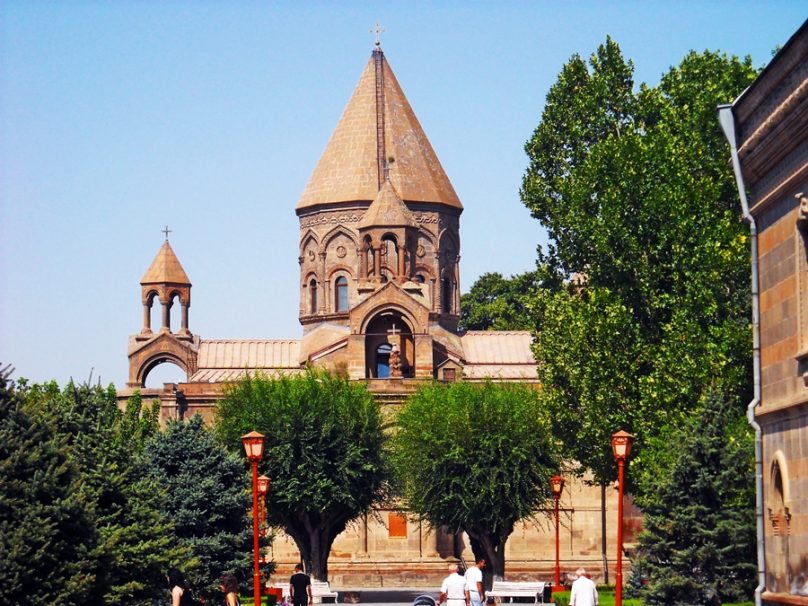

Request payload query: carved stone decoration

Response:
[797,192,808,238]
[389,343,402,378]
[336,245,347,258]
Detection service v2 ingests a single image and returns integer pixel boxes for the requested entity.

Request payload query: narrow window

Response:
[309,278,318,314]
[442,278,453,313]
[335,276,348,312]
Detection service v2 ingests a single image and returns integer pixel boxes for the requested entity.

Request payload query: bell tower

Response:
[126,232,199,388]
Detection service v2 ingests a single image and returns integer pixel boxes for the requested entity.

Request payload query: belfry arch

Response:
[364,310,414,378]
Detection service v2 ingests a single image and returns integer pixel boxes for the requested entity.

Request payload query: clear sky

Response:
[1,1,805,388]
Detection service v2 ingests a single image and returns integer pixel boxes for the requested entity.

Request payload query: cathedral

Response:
[119,42,634,588]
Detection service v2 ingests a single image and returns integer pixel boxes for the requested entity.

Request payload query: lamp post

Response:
[242,431,266,606]
[550,474,566,593]
[611,430,634,606]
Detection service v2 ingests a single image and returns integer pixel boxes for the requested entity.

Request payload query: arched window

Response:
[309,278,318,314]
[442,277,453,313]
[414,274,425,283]
[335,276,348,312]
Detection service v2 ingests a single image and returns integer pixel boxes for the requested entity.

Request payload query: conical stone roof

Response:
[296,50,462,211]
[141,240,191,285]
[358,179,416,229]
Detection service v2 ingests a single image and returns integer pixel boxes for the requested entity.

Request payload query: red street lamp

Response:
[611,430,634,606]
[550,474,566,593]
[258,474,270,525]
[242,431,266,606]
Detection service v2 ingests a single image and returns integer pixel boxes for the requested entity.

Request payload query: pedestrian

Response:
[289,564,313,606]
[464,557,486,606]
[569,568,598,606]
[167,568,194,606]
[437,563,467,606]
[220,573,242,606]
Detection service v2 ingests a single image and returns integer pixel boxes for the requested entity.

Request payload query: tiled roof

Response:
[296,51,462,211]
[141,241,191,285]
[189,368,303,382]
[461,331,536,365]
[196,340,301,370]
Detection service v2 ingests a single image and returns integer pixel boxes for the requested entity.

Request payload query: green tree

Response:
[459,271,539,331]
[143,415,254,598]
[0,367,96,606]
[391,381,559,583]
[521,42,757,485]
[214,369,388,581]
[632,391,756,605]
[21,379,184,605]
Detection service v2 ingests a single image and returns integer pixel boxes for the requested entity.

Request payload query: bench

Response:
[311,580,339,604]
[488,581,548,604]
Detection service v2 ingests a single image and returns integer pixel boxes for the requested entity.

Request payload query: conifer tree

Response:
[633,391,756,605]
[0,367,96,606]
[22,379,185,605]
[143,415,254,597]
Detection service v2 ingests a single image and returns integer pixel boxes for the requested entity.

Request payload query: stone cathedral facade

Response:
[119,45,636,588]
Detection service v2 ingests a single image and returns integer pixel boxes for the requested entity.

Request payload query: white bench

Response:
[488,581,548,604]
[311,581,339,604]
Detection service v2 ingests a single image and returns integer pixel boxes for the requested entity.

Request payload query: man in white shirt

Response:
[569,568,598,606]
[464,558,486,606]
[437,563,467,606]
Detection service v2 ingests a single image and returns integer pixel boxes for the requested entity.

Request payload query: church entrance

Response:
[364,311,414,379]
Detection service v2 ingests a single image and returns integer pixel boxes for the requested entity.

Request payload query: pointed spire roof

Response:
[141,240,191,285]
[296,50,462,212]
[358,179,416,229]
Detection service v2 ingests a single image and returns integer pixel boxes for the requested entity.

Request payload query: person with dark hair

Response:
[464,558,486,606]
[289,564,312,606]
[220,573,242,606]
[167,568,193,606]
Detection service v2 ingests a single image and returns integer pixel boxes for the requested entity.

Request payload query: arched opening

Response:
[142,358,187,388]
[364,311,414,379]
[169,292,182,333]
[768,458,791,592]
[309,278,318,314]
[442,276,454,313]
[335,276,349,312]
[381,235,398,278]
[146,291,160,333]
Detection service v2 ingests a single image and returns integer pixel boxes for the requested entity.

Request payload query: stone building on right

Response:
[720,19,808,605]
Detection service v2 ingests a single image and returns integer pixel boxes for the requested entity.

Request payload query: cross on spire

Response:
[162,225,172,241]
[370,22,385,48]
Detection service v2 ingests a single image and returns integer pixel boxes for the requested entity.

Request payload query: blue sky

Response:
[1,2,805,388]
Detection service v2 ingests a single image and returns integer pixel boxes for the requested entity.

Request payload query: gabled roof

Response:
[188,339,302,382]
[358,179,416,229]
[296,50,462,211]
[141,241,191,285]
[460,331,538,380]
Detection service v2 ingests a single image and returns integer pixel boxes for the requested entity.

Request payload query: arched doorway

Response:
[364,311,414,378]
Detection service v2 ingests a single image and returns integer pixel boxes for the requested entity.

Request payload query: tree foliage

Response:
[391,381,559,583]
[459,271,539,331]
[143,415,254,599]
[0,367,97,606]
[632,391,756,605]
[214,369,388,581]
[521,40,758,485]
[15,377,184,605]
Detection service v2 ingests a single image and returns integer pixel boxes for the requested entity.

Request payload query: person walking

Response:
[437,563,468,606]
[569,568,598,606]
[464,557,486,606]
[220,573,242,606]
[289,564,313,606]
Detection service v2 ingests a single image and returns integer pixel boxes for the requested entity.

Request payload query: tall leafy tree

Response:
[214,369,388,581]
[521,42,758,485]
[143,415,254,599]
[391,381,559,583]
[632,391,756,605]
[0,367,96,606]
[459,271,539,331]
